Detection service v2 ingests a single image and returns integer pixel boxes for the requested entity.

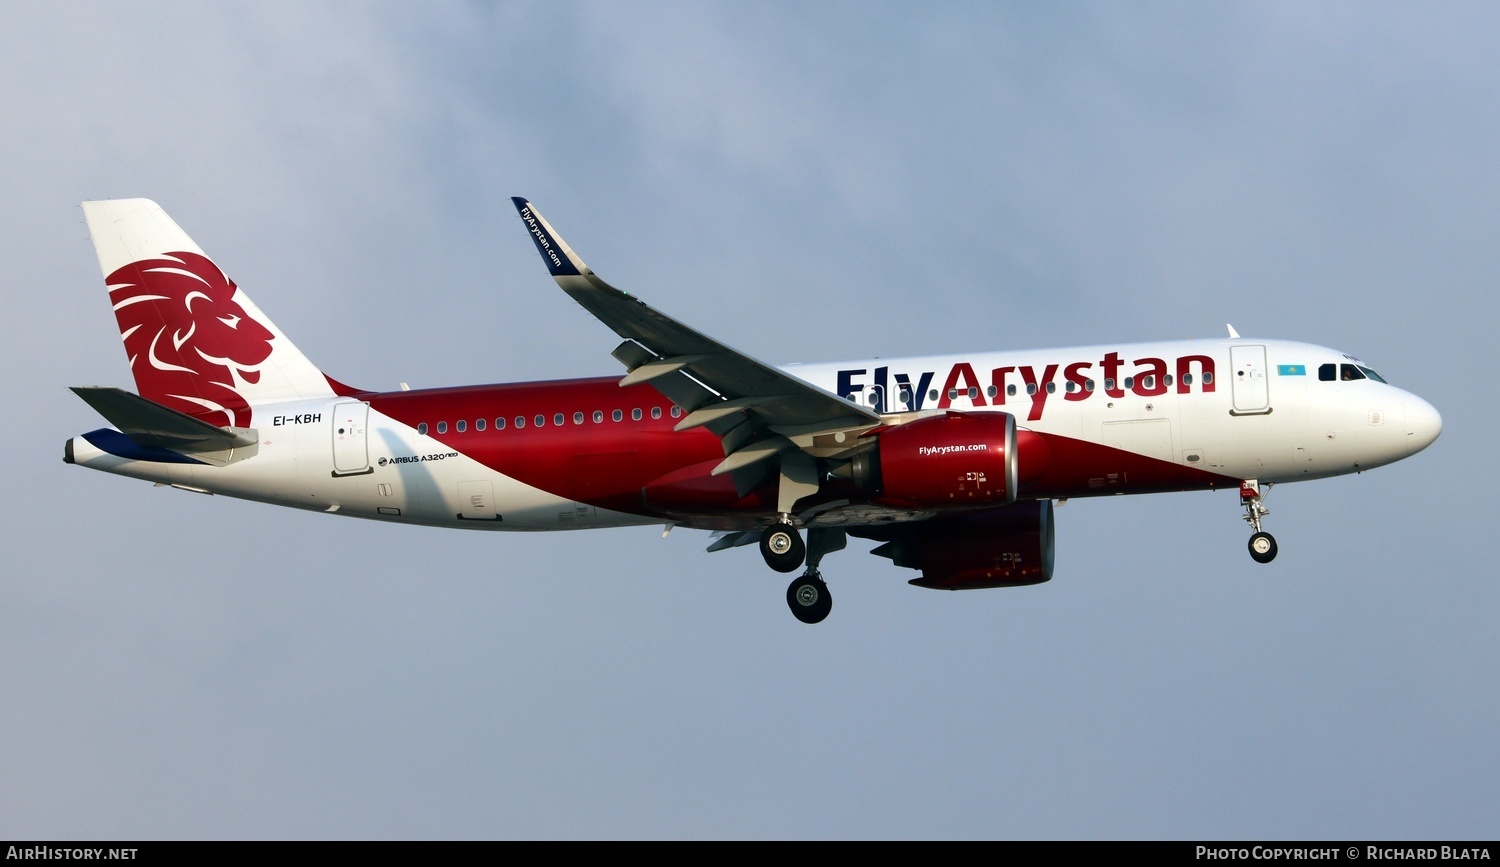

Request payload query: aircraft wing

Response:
[512,198,879,480]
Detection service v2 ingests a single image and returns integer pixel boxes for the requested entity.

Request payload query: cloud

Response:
[2,2,1493,839]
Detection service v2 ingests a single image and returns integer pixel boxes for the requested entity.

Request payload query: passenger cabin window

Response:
[1026,383,1037,395]
[417,423,428,435]
[1124,376,1134,390]
[515,416,524,429]
[593,410,603,423]
[651,406,661,419]
[1104,378,1115,391]
[968,386,978,399]
[574,412,584,425]
[476,418,485,431]
[534,414,545,427]
[671,406,682,418]
[1045,382,1056,394]
[612,409,623,422]
[1007,384,1017,397]
[436,421,447,434]
[456,420,466,432]
[1085,379,1095,392]
[632,408,642,421]
[1065,381,1077,393]
[496,417,506,430]
[554,413,564,426]
[929,389,938,402]
[1183,373,1194,386]
[986,385,997,398]
[1203,372,1213,385]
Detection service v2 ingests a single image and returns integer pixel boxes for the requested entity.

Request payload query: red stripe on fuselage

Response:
[1015,429,1239,497]
[365,380,1240,521]
[365,377,729,516]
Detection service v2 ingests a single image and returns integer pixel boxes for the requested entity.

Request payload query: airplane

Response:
[65,197,1443,623]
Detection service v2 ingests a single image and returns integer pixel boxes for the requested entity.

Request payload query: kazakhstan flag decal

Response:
[1277,364,1306,376]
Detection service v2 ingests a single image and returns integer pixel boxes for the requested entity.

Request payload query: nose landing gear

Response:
[1241,480,1277,563]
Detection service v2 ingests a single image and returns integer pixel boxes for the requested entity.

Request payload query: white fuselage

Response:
[68,337,1441,532]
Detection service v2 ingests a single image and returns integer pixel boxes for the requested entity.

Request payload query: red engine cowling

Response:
[851,411,1019,508]
[863,499,1056,590]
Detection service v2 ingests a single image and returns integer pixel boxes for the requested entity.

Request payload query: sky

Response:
[2,1,1495,840]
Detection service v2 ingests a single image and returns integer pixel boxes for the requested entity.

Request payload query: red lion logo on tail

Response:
[106,251,275,429]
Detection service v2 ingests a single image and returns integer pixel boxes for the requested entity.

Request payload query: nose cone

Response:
[1403,394,1442,455]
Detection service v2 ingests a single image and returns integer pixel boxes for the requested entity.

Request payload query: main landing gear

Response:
[759,520,805,573]
[1240,480,1277,564]
[787,573,831,625]
[761,521,846,624]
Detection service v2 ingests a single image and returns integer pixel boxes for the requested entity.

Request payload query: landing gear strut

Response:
[758,519,845,624]
[1240,480,1277,564]
[785,527,846,625]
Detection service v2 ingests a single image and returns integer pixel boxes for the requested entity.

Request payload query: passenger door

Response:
[1230,345,1270,414]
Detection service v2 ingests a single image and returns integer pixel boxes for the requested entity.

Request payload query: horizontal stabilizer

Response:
[70,386,257,451]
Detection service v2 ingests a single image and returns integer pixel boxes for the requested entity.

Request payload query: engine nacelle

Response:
[850,411,1020,508]
[865,499,1056,590]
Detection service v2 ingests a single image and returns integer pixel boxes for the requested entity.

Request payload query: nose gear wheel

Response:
[1240,480,1277,563]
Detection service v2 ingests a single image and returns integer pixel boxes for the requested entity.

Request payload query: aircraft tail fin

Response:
[81,199,351,429]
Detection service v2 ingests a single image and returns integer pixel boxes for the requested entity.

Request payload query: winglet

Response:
[511,197,585,277]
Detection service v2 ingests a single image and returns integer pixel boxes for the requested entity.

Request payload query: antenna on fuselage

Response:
[1226,324,1241,339]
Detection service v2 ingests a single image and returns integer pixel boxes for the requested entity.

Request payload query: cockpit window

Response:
[1323,361,1386,383]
